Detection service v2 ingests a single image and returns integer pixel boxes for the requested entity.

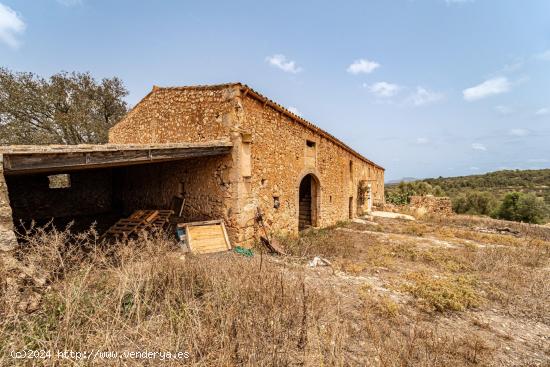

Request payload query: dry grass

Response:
[400,272,482,312]
[1,214,549,366]
[1,227,346,366]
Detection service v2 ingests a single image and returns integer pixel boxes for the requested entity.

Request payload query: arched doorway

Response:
[298,173,320,231]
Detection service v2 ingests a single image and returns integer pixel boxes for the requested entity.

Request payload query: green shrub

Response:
[385,181,446,205]
[494,192,548,224]
[452,191,498,216]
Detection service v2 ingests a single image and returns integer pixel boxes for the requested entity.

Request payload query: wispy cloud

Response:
[287,106,301,116]
[416,137,430,144]
[469,166,480,170]
[508,128,529,137]
[471,143,487,151]
[347,59,380,74]
[0,3,25,48]
[495,105,513,115]
[265,54,302,73]
[407,87,443,106]
[367,82,401,98]
[535,50,550,61]
[535,107,549,116]
[463,77,511,101]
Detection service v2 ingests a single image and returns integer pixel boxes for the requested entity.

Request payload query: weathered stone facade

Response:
[109,83,385,243]
[409,195,453,216]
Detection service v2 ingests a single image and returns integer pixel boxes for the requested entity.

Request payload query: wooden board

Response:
[179,220,231,254]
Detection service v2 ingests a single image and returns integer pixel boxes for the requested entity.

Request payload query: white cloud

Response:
[368,82,401,98]
[535,107,549,116]
[446,0,474,3]
[265,54,302,73]
[0,3,25,48]
[527,158,549,163]
[471,143,487,151]
[347,59,380,74]
[508,128,529,137]
[536,50,550,61]
[463,77,511,101]
[416,137,429,144]
[494,105,513,115]
[469,166,480,170]
[407,87,443,106]
[287,106,301,116]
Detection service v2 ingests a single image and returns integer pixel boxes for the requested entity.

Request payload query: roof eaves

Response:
[238,84,385,171]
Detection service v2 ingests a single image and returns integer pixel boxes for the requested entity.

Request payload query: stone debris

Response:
[308,256,332,267]
[474,226,520,236]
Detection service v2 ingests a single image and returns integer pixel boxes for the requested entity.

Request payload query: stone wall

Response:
[109,85,239,144]
[7,170,114,220]
[409,195,453,216]
[237,91,385,239]
[108,84,385,243]
[115,156,235,231]
[109,86,244,242]
[0,155,17,252]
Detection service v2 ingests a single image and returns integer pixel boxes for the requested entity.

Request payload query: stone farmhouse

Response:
[0,83,384,249]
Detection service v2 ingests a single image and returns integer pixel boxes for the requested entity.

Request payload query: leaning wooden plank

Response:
[179,219,223,227]
[184,221,231,255]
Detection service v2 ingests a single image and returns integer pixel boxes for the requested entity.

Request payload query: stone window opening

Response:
[273,196,280,209]
[48,174,71,189]
[305,140,317,167]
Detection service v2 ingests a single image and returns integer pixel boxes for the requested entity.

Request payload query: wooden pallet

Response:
[103,209,173,239]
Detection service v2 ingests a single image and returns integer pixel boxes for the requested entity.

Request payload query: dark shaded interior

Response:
[5,156,227,238]
[299,174,313,231]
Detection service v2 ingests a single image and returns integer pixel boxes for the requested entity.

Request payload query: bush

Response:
[385,181,446,205]
[494,192,548,224]
[452,191,498,216]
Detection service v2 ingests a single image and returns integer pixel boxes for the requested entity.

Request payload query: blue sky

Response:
[1,0,549,181]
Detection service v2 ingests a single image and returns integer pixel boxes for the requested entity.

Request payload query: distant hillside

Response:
[386,177,418,185]
[421,169,550,205]
[386,169,550,224]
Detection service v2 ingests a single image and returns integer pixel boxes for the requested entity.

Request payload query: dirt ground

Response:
[278,214,550,366]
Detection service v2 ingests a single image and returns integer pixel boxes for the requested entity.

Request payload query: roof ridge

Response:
[120,83,384,170]
[237,84,384,170]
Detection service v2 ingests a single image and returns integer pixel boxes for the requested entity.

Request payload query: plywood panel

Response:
[185,220,231,254]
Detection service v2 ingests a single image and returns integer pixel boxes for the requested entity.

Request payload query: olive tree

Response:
[0,68,128,145]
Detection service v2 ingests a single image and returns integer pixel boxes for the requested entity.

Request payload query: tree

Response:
[452,190,497,216]
[495,192,547,224]
[0,68,128,145]
[385,181,446,205]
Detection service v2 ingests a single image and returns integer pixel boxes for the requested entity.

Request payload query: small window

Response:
[306,140,316,148]
[48,174,71,189]
[178,182,185,197]
[273,196,280,209]
[329,195,332,203]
